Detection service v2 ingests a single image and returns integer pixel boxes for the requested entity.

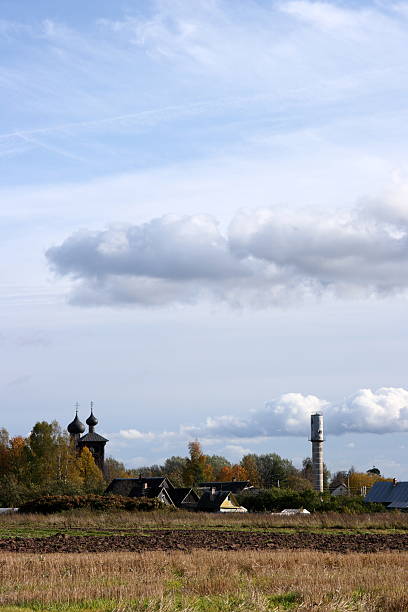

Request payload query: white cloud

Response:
[46,199,408,307]
[119,429,156,441]
[330,387,408,434]
[117,387,408,442]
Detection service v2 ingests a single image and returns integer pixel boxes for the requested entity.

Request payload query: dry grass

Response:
[2,509,408,532]
[0,549,407,611]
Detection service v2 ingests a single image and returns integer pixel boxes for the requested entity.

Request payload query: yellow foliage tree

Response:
[348,471,391,494]
[76,447,105,493]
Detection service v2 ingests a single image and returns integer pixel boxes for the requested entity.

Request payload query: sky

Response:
[2,0,408,477]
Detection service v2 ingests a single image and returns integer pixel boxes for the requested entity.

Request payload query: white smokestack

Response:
[310,413,324,493]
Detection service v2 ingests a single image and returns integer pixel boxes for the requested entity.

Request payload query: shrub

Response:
[237,488,387,513]
[18,494,166,514]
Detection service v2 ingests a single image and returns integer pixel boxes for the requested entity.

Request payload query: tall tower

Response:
[310,413,324,493]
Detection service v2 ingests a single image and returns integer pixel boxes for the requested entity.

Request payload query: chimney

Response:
[393,478,397,486]
[310,413,324,493]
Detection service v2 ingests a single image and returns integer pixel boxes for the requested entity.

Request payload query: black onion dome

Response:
[86,411,98,427]
[67,413,85,434]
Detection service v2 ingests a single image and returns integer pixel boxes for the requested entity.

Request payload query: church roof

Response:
[67,413,85,435]
[79,432,108,443]
[86,412,98,427]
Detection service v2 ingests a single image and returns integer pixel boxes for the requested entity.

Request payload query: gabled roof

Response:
[129,485,175,505]
[79,432,108,443]
[137,476,174,489]
[168,487,200,507]
[197,490,240,512]
[105,476,174,498]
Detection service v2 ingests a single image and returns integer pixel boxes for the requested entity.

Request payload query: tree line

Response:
[0,420,388,507]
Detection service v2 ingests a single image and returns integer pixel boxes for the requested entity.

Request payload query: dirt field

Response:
[1,528,408,553]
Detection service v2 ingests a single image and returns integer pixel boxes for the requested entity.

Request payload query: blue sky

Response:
[3,0,408,477]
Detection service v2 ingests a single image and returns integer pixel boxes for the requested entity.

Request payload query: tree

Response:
[240,454,260,487]
[104,457,127,482]
[330,470,348,490]
[216,464,249,481]
[76,447,105,493]
[286,474,313,491]
[255,453,297,488]
[347,471,384,495]
[182,441,213,486]
[206,455,231,475]
[367,466,381,476]
[301,457,331,490]
[161,456,187,486]
[26,421,62,487]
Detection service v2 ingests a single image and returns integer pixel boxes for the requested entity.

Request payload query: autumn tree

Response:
[216,464,249,481]
[240,454,260,486]
[182,441,213,486]
[206,455,231,475]
[76,447,105,492]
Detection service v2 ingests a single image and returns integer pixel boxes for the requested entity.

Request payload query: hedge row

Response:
[18,494,166,514]
[237,488,386,513]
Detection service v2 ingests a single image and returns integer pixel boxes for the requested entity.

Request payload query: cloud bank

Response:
[47,200,408,307]
[117,387,408,443]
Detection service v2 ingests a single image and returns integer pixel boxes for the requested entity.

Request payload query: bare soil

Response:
[0,528,407,553]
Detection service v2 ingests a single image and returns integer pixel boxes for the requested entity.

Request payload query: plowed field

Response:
[0,529,407,553]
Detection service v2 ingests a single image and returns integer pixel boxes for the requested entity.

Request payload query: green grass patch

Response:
[0,593,303,612]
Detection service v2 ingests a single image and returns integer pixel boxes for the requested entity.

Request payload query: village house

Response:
[196,489,247,513]
[105,476,200,510]
[364,480,408,509]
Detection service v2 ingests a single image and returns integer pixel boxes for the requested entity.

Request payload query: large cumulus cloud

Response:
[46,202,408,307]
[117,387,408,441]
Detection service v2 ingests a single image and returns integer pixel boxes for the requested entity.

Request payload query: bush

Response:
[18,494,167,514]
[237,488,387,513]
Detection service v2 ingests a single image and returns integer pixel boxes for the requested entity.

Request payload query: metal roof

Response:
[364,482,395,503]
[365,481,408,505]
[388,500,408,509]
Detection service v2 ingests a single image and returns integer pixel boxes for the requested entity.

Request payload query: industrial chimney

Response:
[310,413,324,493]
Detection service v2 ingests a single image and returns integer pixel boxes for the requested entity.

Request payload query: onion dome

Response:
[86,411,98,428]
[67,412,85,435]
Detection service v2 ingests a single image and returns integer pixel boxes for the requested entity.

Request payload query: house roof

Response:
[79,432,108,443]
[105,478,141,497]
[329,482,347,492]
[105,476,174,498]
[388,500,408,509]
[364,481,408,504]
[129,485,175,505]
[168,487,200,507]
[196,490,240,512]
[198,481,251,493]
